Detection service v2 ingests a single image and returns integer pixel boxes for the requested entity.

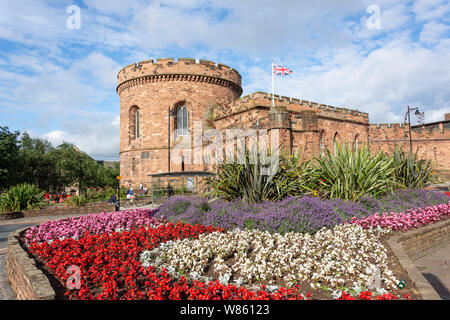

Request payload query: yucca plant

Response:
[207,146,314,204]
[312,144,398,201]
[272,150,317,197]
[392,148,436,189]
[0,183,44,212]
[208,146,278,204]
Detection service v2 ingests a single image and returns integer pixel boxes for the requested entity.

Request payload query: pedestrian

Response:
[126,188,135,201]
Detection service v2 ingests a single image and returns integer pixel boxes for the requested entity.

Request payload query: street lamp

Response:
[405,106,424,151]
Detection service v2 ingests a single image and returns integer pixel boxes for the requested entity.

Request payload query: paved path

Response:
[0,223,37,251]
[415,242,450,300]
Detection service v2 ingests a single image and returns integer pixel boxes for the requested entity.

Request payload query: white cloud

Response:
[412,0,450,22]
[244,37,450,124]
[38,115,120,160]
[379,2,412,31]
[419,21,450,43]
[1,0,449,159]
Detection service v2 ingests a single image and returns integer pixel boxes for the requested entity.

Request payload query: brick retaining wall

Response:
[5,227,55,300]
[387,219,450,300]
[0,203,116,221]
[396,219,450,260]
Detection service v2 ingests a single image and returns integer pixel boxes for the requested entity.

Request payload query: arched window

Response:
[319,130,326,157]
[333,132,341,156]
[176,105,188,136]
[134,110,140,139]
[353,134,360,150]
[129,106,140,140]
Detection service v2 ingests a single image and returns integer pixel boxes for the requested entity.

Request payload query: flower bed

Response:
[155,190,449,234]
[24,209,161,243]
[22,191,448,300]
[23,209,416,300]
[28,222,312,300]
[139,224,398,291]
[350,202,450,231]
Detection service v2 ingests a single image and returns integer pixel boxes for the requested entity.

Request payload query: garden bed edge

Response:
[5,227,55,300]
[386,219,450,300]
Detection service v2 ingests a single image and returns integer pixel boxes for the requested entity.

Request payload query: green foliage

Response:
[273,151,316,198]
[207,147,314,204]
[312,144,398,201]
[392,148,437,189]
[17,132,56,191]
[66,194,88,207]
[85,186,117,202]
[0,126,120,193]
[0,183,44,212]
[0,126,20,190]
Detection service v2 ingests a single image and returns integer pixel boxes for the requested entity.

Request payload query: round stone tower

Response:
[117,58,242,187]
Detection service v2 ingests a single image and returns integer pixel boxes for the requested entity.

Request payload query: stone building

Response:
[117,58,450,187]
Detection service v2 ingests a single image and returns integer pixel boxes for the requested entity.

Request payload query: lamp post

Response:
[405,106,423,151]
[116,176,121,211]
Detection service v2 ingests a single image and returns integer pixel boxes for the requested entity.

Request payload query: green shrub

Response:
[0,183,44,212]
[207,147,314,204]
[66,194,87,207]
[84,186,117,202]
[312,144,398,201]
[392,148,436,189]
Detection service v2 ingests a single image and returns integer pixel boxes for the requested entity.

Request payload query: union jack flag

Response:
[273,64,293,76]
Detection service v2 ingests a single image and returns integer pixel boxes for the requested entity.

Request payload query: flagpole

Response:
[271,60,275,110]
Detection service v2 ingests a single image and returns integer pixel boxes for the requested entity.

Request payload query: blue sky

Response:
[0,0,449,160]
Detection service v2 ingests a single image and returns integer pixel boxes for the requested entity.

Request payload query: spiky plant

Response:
[312,144,398,201]
[0,183,44,212]
[207,146,314,204]
[392,148,437,189]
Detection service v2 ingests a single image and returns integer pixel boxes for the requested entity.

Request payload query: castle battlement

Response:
[117,57,242,95]
[369,123,407,129]
[215,91,368,123]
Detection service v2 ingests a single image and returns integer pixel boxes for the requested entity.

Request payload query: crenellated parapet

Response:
[117,58,242,97]
[212,91,369,124]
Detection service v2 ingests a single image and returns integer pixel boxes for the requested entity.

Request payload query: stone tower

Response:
[117,58,242,187]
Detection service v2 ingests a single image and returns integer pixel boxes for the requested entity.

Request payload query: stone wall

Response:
[369,121,450,177]
[6,227,55,300]
[118,58,242,189]
[387,219,450,300]
[213,96,369,160]
[0,203,115,221]
[394,219,450,261]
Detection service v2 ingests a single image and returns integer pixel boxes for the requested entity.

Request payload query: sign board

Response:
[186,177,194,191]
[116,176,121,180]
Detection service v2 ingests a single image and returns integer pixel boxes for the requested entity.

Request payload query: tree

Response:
[0,126,20,190]
[17,132,55,190]
[1,126,120,193]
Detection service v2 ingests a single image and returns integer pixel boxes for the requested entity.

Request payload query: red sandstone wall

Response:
[118,58,242,188]
[369,123,450,176]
